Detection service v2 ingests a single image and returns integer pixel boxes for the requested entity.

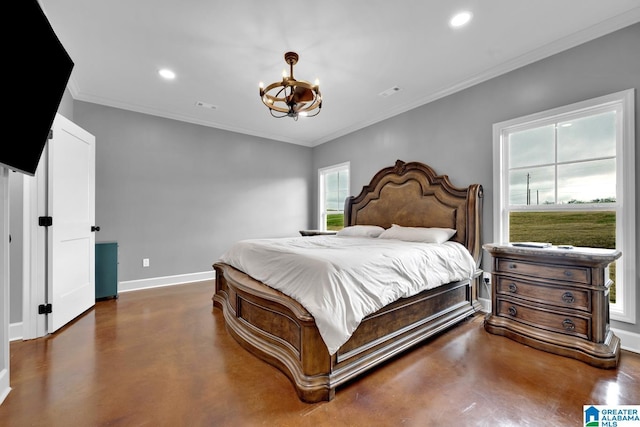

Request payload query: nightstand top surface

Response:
[299,230,338,236]
[483,243,621,263]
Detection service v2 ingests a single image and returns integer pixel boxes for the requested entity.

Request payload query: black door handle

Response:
[91,226,100,232]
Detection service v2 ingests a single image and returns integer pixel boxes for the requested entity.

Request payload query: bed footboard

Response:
[213,262,480,402]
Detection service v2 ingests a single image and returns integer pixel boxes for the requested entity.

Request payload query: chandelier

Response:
[259,52,322,120]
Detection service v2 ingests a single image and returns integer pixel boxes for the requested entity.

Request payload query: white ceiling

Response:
[40,1,640,147]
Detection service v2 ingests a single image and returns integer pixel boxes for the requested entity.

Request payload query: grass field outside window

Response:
[326,212,344,230]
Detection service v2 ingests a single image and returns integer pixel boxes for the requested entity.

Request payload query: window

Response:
[318,162,349,231]
[493,89,635,323]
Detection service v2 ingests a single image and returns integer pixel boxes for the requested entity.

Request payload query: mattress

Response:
[219,235,476,355]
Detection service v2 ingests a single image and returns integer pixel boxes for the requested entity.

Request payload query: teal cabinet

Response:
[95,242,118,300]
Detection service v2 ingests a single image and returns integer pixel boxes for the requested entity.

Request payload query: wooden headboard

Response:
[344,160,483,266]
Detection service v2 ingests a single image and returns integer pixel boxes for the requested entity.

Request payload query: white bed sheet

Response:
[219,235,476,355]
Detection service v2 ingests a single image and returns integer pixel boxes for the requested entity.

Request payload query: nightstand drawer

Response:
[496,258,589,284]
[496,299,589,339]
[496,277,590,312]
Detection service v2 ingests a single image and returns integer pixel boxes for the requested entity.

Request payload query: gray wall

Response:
[58,87,75,119]
[312,23,640,334]
[74,102,313,282]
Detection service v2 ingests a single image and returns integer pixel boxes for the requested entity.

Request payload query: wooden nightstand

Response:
[483,243,622,368]
[299,230,337,236]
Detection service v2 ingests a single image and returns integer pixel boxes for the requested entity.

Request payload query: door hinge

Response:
[48,129,53,139]
[38,216,53,227]
[38,304,52,315]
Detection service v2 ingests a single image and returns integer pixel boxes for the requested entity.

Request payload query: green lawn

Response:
[509,211,615,248]
[326,212,344,230]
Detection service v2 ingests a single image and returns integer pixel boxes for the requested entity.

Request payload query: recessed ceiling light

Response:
[450,11,472,28]
[158,68,176,80]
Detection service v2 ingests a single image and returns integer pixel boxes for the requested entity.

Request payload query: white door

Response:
[47,114,96,333]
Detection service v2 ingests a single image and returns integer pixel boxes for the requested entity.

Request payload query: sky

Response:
[508,111,616,205]
[325,169,350,211]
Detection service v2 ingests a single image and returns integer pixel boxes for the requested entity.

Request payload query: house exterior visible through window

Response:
[318,162,349,231]
[492,89,636,323]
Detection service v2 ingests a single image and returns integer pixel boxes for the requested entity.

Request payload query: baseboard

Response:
[9,322,22,342]
[119,271,215,293]
[611,327,640,354]
[0,368,10,405]
[478,297,491,313]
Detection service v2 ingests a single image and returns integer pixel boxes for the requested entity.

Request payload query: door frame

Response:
[1,167,11,404]
[21,150,47,339]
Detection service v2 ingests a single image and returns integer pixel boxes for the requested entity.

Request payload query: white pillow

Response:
[378,224,456,243]
[336,225,385,238]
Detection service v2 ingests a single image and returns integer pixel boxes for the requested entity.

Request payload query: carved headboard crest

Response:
[393,159,407,175]
[344,160,483,266]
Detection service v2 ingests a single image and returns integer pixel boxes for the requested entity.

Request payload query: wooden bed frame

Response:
[213,160,483,402]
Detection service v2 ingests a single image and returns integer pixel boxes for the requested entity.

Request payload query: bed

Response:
[212,160,483,402]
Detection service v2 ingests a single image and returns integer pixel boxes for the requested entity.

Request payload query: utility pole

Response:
[526,173,530,205]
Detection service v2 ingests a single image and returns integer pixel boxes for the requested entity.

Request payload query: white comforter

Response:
[219,235,476,355]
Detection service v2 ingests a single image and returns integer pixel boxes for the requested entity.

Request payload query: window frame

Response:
[318,161,350,231]
[492,89,636,323]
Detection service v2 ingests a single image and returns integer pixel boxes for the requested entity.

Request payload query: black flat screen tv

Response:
[1,0,74,176]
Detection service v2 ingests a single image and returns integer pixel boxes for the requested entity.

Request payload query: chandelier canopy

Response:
[259,52,322,120]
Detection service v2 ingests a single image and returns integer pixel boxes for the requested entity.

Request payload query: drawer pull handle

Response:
[508,263,517,269]
[508,283,517,293]
[562,292,575,303]
[562,319,575,331]
[564,270,573,277]
[508,306,517,316]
